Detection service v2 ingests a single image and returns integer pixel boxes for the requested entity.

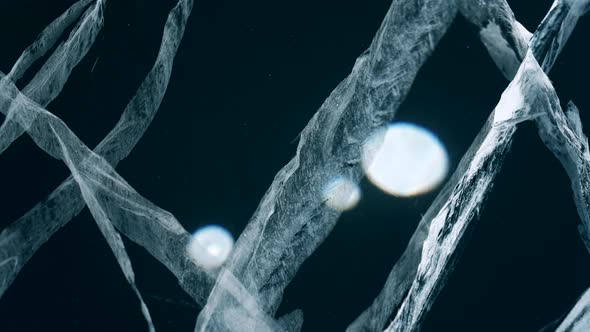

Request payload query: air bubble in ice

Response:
[187,225,234,269]
[323,177,361,211]
[362,122,448,197]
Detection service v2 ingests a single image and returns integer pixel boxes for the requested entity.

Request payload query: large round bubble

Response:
[187,225,234,269]
[362,122,448,197]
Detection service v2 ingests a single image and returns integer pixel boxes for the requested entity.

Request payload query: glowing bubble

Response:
[323,177,361,211]
[362,122,448,197]
[187,225,234,269]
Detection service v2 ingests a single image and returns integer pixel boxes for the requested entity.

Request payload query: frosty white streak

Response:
[386,46,588,332]
[385,51,541,332]
[459,0,590,79]
[461,1,590,330]
[196,269,291,332]
[532,56,590,332]
[458,0,530,80]
[473,15,590,325]
[7,0,94,82]
[459,0,590,250]
[556,287,590,331]
[525,4,590,329]
[533,88,590,332]
[0,0,211,307]
[0,0,106,155]
[350,1,588,331]
[194,1,458,330]
[0,75,159,330]
[536,100,590,253]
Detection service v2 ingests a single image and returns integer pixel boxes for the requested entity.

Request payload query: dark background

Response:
[0,0,589,331]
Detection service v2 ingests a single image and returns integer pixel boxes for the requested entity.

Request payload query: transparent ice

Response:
[1,0,590,331]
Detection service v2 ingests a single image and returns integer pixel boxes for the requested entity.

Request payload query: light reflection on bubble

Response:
[362,122,448,197]
[187,225,234,269]
[323,177,361,211]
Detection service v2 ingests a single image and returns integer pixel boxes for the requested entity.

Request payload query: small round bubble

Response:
[323,177,361,211]
[187,225,234,269]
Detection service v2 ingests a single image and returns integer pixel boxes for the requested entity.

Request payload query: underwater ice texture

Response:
[0,0,590,331]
